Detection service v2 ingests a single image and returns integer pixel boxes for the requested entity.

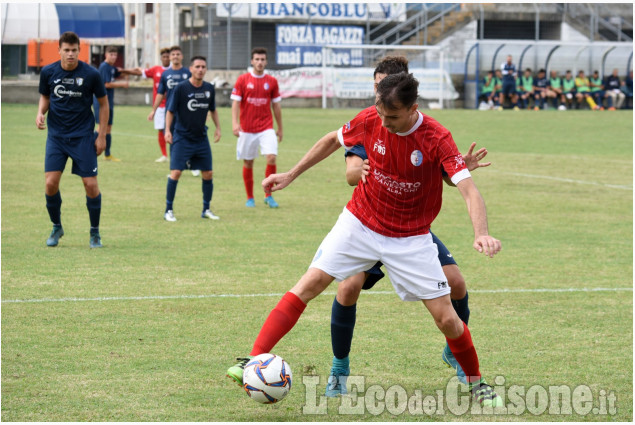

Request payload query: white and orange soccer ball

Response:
[242,353,292,404]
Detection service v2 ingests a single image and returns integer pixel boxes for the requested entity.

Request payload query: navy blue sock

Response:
[105,134,112,156]
[86,193,101,230]
[202,178,213,211]
[451,292,470,325]
[45,191,62,225]
[166,177,178,212]
[331,297,357,360]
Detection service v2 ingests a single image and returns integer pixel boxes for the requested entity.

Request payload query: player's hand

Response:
[463,142,491,171]
[262,172,292,193]
[360,159,370,184]
[232,124,241,137]
[276,129,283,143]
[165,130,173,144]
[213,128,221,143]
[147,111,155,121]
[36,113,46,130]
[94,134,106,156]
[473,235,501,258]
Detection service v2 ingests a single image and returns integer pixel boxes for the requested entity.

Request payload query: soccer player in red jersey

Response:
[231,47,283,208]
[227,72,503,407]
[131,48,171,162]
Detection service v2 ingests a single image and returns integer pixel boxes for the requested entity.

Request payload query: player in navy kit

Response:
[163,56,221,222]
[36,31,108,248]
[92,46,137,162]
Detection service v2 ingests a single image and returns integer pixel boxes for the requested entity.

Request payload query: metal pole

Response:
[208,5,213,68]
[322,46,327,109]
[189,3,194,59]
[439,49,444,109]
[227,5,232,70]
[248,3,252,59]
[534,4,540,42]
[479,3,484,40]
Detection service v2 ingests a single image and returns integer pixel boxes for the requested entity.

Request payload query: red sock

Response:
[158,131,167,157]
[446,322,481,383]
[251,292,306,356]
[264,164,276,196]
[243,166,254,200]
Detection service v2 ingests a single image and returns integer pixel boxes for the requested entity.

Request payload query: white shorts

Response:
[310,208,450,301]
[236,129,278,160]
[154,106,165,131]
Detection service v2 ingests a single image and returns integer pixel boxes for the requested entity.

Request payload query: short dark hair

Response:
[190,55,207,65]
[160,47,170,55]
[105,46,118,54]
[376,72,419,110]
[525,68,532,73]
[374,56,409,78]
[170,46,182,53]
[59,31,80,47]
[538,68,545,73]
[251,47,267,58]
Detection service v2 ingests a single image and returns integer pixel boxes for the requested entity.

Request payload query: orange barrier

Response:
[28,39,90,67]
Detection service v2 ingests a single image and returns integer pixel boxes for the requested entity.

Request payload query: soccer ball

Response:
[242,353,292,404]
[558,104,567,111]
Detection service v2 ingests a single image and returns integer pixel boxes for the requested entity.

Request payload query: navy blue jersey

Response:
[167,80,216,141]
[534,76,548,89]
[97,61,121,106]
[157,67,192,109]
[605,75,621,90]
[501,62,517,82]
[39,60,106,138]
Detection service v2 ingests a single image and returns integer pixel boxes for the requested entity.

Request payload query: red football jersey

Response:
[143,65,169,107]
[231,72,281,133]
[338,107,470,237]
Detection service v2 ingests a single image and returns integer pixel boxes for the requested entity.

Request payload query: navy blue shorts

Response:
[170,137,212,171]
[502,81,516,96]
[93,98,114,126]
[45,133,98,177]
[361,231,457,290]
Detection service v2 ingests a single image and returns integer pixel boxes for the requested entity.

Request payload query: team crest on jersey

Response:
[264,82,270,90]
[75,77,84,86]
[454,155,465,169]
[410,150,423,166]
[344,122,351,132]
[205,91,210,98]
[247,82,254,89]
[183,73,188,78]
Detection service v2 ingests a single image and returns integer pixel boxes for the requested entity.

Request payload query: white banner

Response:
[267,67,459,100]
[217,3,406,22]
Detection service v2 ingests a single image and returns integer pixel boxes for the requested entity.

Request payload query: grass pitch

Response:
[1,103,632,421]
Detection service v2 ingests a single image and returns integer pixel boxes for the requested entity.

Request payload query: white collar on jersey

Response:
[248,69,267,79]
[396,111,423,137]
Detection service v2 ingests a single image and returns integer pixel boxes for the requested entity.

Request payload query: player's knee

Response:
[434,312,462,337]
[291,268,333,304]
[337,277,363,305]
[170,170,182,180]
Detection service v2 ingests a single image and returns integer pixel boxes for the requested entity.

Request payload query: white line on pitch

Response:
[2,287,631,304]
[492,170,632,191]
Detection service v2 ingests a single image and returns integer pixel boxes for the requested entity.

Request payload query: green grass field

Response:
[1,103,632,421]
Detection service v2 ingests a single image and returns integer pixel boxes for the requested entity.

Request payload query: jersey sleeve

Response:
[166,84,179,113]
[337,108,371,148]
[438,132,470,185]
[208,84,216,112]
[142,67,153,79]
[271,77,282,103]
[157,74,167,95]
[91,69,107,99]
[39,66,51,96]
[230,75,243,101]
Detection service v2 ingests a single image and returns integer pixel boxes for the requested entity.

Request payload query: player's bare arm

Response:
[148,93,164,121]
[345,155,370,186]
[272,101,283,142]
[36,95,50,130]
[164,111,174,144]
[455,177,501,258]
[209,110,221,143]
[231,100,241,137]
[262,130,340,192]
[104,80,129,89]
[95,96,109,155]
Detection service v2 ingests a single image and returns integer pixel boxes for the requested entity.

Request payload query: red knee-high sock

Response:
[251,292,306,356]
[158,131,167,157]
[446,322,482,384]
[243,166,254,200]
[264,164,276,196]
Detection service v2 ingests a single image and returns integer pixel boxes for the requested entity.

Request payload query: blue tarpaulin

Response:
[54,4,125,39]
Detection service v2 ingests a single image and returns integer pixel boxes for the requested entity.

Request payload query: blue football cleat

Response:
[264,195,279,208]
[245,198,255,208]
[442,343,467,384]
[325,367,349,397]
